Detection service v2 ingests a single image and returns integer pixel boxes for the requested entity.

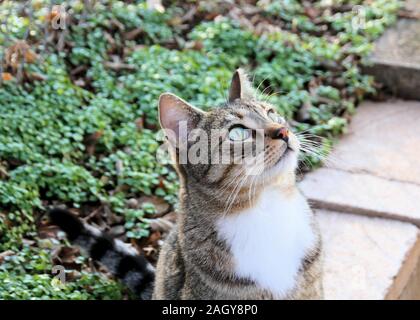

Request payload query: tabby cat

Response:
[50,69,323,300]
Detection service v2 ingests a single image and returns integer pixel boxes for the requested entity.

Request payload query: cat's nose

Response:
[271,127,289,143]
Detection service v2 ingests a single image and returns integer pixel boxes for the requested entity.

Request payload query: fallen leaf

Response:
[1,73,12,81]
[125,28,144,41]
[0,250,14,263]
[149,216,174,233]
[139,196,170,216]
[135,117,144,130]
[53,246,81,270]
[5,41,38,70]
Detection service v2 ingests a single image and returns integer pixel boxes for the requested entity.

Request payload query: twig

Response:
[104,61,136,71]
[398,10,420,20]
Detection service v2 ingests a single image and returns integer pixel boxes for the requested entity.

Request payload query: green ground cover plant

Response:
[0,0,401,299]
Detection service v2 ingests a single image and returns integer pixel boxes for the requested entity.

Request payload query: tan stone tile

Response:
[372,19,420,66]
[300,167,420,225]
[317,210,420,300]
[406,0,420,14]
[325,101,420,186]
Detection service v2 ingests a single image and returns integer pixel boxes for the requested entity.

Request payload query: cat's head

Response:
[158,69,300,208]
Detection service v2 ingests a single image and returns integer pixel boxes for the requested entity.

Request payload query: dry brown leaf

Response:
[139,196,170,216]
[104,61,136,71]
[0,250,14,264]
[125,28,144,41]
[149,217,174,233]
[38,224,59,239]
[1,72,13,81]
[135,117,144,130]
[142,245,157,257]
[4,41,38,70]
[53,246,81,269]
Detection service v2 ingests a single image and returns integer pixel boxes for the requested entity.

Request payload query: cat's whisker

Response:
[299,143,330,154]
[221,79,230,104]
[297,134,355,169]
[251,72,257,87]
[299,142,327,150]
[260,84,274,98]
[298,148,331,169]
[297,135,331,149]
[295,128,320,135]
[298,156,314,171]
[262,91,285,103]
[248,162,262,207]
[299,146,329,158]
[296,131,323,137]
[251,168,261,207]
[299,146,327,157]
[247,172,255,207]
[218,170,245,200]
[224,159,262,216]
[223,172,249,216]
[243,168,258,210]
[219,166,247,189]
[299,144,330,155]
[299,147,339,168]
[297,138,325,145]
[223,169,246,212]
[255,76,269,94]
[298,136,324,144]
[211,166,250,202]
[298,140,327,148]
[296,132,323,137]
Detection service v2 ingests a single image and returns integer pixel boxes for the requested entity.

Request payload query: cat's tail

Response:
[49,208,154,299]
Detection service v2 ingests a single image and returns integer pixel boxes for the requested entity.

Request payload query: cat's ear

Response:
[228,68,255,102]
[159,93,204,148]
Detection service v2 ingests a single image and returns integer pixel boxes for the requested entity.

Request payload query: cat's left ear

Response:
[228,68,255,102]
[158,93,204,148]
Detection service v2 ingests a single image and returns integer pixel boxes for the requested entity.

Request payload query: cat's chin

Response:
[265,148,298,178]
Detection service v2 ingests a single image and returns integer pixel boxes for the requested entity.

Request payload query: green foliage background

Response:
[0,0,400,299]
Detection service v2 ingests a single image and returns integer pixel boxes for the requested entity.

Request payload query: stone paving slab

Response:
[324,100,420,186]
[300,167,420,226]
[364,3,420,99]
[364,61,420,100]
[406,0,420,15]
[317,209,420,300]
[371,19,420,66]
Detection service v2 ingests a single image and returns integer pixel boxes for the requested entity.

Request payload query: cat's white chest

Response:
[216,188,315,298]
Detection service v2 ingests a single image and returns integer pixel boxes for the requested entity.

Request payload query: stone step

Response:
[406,0,420,14]
[319,100,420,185]
[363,1,420,100]
[300,167,420,226]
[317,209,420,300]
[299,100,420,225]
[300,98,420,299]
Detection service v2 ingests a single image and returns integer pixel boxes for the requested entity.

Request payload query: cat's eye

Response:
[228,126,251,141]
[268,110,283,124]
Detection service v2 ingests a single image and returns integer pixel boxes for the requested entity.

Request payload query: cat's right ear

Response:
[158,93,204,148]
[228,68,255,102]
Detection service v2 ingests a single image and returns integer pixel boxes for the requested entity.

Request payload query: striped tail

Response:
[49,208,155,300]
